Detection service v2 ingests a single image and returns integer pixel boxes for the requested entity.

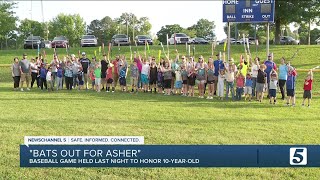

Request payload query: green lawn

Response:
[0,45,319,179]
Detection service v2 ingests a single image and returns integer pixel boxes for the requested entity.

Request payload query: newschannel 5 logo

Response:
[290,147,307,166]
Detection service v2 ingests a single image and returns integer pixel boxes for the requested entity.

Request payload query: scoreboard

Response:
[223,0,275,23]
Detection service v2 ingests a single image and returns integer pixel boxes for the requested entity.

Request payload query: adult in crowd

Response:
[264,53,277,97]
[64,60,73,90]
[134,53,143,90]
[11,57,21,91]
[71,55,80,89]
[213,54,224,95]
[112,55,120,91]
[256,64,267,102]
[50,55,59,88]
[30,58,39,88]
[100,54,109,91]
[278,57,289,100]
[79,52,90,90]
[251,57,260,97]
[19,53,31,91]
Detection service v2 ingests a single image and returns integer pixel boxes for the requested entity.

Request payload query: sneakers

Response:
[20,88,24,91]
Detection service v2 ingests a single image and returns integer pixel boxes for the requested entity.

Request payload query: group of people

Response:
[11,51,314,107]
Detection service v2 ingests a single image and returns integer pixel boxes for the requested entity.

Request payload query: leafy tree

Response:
[48,13,86,47]
[18,19,45,40]
[156,24,183,43]
[189,19,215,38]
[295,0,320,45]
[0,2,18,49]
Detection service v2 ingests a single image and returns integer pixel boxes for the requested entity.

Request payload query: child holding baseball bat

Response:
[302,69,313,107]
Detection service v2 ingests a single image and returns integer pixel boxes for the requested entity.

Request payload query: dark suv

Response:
[51,36,69,48]
[135,35,153,45]
[111,34,130,46]
[24,36,45,49]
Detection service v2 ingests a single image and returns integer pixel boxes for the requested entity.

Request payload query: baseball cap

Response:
[82,52,86,56]
[70,54,75,58]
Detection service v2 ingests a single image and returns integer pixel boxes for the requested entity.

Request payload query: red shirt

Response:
[107,67,113,79]
[112,60,119,75]
[304,79,312,91]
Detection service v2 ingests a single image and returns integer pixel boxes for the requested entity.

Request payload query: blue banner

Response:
[223,0,275,23]
[20,145,319,167]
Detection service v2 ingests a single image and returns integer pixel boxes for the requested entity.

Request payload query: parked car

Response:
[280,36,300,45]
[169,33,190,45]
[219,38,236,45]
[135,35,153,45]
[43,40,52,49]
[191,37,209,44]
[23,35,45,49]
[51,36,69,48]
[111,34,130,46]
[80,35,98,47]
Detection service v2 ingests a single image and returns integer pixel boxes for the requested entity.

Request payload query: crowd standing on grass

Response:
[11,51,314,107]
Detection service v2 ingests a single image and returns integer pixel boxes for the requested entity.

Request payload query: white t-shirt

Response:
[30,63,38,73]
[251,64,259,78]
[175,71,182,81]
[46,71,52,81]
[141,64,150,75]
[51,60,58,72]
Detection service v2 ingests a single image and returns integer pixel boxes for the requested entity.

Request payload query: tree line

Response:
[0,1,319,49]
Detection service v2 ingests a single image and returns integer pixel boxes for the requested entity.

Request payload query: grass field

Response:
[0,45,320,179]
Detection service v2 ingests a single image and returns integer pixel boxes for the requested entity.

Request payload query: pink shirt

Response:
[134,58,142,72]
[236,75,245,88]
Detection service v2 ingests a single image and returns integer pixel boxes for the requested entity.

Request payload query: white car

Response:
[168,33,190,45]
[44,40,52,49]
[80,35,98,47]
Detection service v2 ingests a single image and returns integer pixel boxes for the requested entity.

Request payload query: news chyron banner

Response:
[21,136,320,167]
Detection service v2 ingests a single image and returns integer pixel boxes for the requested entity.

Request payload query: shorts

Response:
[175,81,182,89]
[79,80,84,86]
[207,80,214,84]
[113,74,119,83]
[149,76,157,85]
[20,73,30,82]
[269,89,276,98]
[198,80,206,84]
[256,83,265,93]
[95,78,101,85]
[119,77,126,86]
[287,89,295,97]
[244,86,252,94]
[101,72,106,79]
[130,77,138,86]
[92,81,95,86]
[182,80,188,85]
[157,80,163,88]
[303,90,312,99]
[107,78,113,84]
[163,79,171,89]
[188,76,196,86]
[141,74,149,85]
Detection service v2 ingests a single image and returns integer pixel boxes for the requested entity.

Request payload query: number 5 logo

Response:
[290,147,307,165]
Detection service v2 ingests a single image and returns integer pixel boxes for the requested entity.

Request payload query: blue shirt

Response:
[119,65,127,78]
[245,77,253,87]
[286,73,296,89]
[264,60,275,75]
[57,68,63,78]
[279,65,288,80]
[213,59,224,76]
[40,68,47,79]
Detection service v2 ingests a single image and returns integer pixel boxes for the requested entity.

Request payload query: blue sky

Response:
[14,1,227,40]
